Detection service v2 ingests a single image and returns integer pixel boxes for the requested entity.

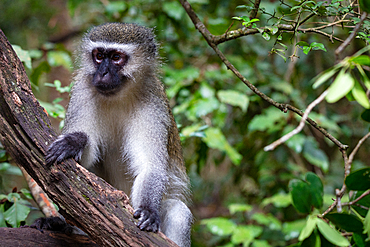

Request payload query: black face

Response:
[91,48,128,95]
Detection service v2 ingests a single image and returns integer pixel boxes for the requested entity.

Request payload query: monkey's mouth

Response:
[95,84,123,95]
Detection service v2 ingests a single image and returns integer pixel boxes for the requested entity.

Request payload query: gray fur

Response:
[57,23,191,247]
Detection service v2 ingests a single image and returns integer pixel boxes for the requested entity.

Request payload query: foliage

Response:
[2,0,370,246]
[0,190,33,228]
[0,146,33,228]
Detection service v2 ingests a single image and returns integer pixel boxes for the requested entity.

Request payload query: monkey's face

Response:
[91,48,128,95]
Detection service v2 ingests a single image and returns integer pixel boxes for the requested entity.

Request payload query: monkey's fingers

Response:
[133,208,160,232]
[45,132,88,166]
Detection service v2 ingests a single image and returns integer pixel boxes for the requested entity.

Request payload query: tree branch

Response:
[179,0,348,151]
[264,90,328,151]
[249,0,261,19]
[335,11,368,60]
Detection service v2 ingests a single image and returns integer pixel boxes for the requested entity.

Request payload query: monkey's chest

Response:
[91,143,133,196]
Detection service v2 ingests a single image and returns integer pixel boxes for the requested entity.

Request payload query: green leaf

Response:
[12,45,32,70]
[302,46,311,55]
[351,191,370,217]
[351,55,370,66]
[310,42,327,52]
[261,192,292,208]
[361,109,370,122]
[251,213,282,230]
[231,226,254,245]
[309,112,341,133]
[283,219,307,241]
[47,51,72,71]
[0,163,22,175]
[228,203,253,214]
[303,140,329,172]
[163,1,184,20]
[266,26,279,35]
[345,168,370,190]
[181,124,207,138]
[364,209,370,239]
[326,69,355,103]
[0,204,6,227]
[357,65,370,90]
[3,202,30,228]
[291,5,302,11]
[298,215,317,241]
[352,232,368,247]
[301,231,321,247]
[188,97,219,119]
[297,41,309,47]
[105,1,126,14]
[201,217,236,236]
[252,240,271,247]
[262,32,271,40]
[231,225,263,245]
[20,189,33,200]
[285,132,305,153]
[312,68,339,89]
[352,80,370,108]
[324,213,363,233]
[306,172,323,209]
[289,179,312,214]
[203,127,242,165]
[316,218,350,246]
[217,90,249,112]
[248,107,286,132]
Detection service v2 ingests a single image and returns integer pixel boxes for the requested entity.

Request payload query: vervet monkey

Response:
[45,23,192,247]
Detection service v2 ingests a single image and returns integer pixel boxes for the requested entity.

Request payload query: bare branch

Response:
[179,0,348,151]
[342,189,370,207]
[348,132,370,175]
[264,90,328,151]
[249,0,261,19]
[335,12,368,61]
[298,28,344,42]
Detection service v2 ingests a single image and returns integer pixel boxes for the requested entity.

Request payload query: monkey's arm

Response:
[128,107,171,233]
[45,132,88,166]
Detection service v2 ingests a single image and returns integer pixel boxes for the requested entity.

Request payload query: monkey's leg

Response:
[160,199,192,247]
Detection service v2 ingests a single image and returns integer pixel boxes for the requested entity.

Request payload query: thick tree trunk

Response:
[0,29,175,247]
[0,227,99,247]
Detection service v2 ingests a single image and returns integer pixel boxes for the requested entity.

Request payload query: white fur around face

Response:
[84,41,137,55]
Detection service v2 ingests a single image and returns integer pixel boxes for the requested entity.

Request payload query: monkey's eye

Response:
[112,53,121,61]
[96,53,104,60]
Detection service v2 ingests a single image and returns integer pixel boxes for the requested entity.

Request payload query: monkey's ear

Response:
[45,132,88,166]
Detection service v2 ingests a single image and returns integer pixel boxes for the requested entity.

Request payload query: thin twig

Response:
[342,190,370,206]
[249,0,261,19]
[347,132,370,175]
[298,28,344,42]
[264,90,328,151]
[335,12,368,61]
[301,19,352,31]
[179,0,348,151]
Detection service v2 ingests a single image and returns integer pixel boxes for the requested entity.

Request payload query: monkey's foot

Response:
[133,207,160,232]
[28,216,75,234]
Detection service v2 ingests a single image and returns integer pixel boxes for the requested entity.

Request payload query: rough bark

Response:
[0,227,99,247]
[0,29,176,247]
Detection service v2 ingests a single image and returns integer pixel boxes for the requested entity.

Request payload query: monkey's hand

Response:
[133,207,160,233]
[45,132,88,166]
